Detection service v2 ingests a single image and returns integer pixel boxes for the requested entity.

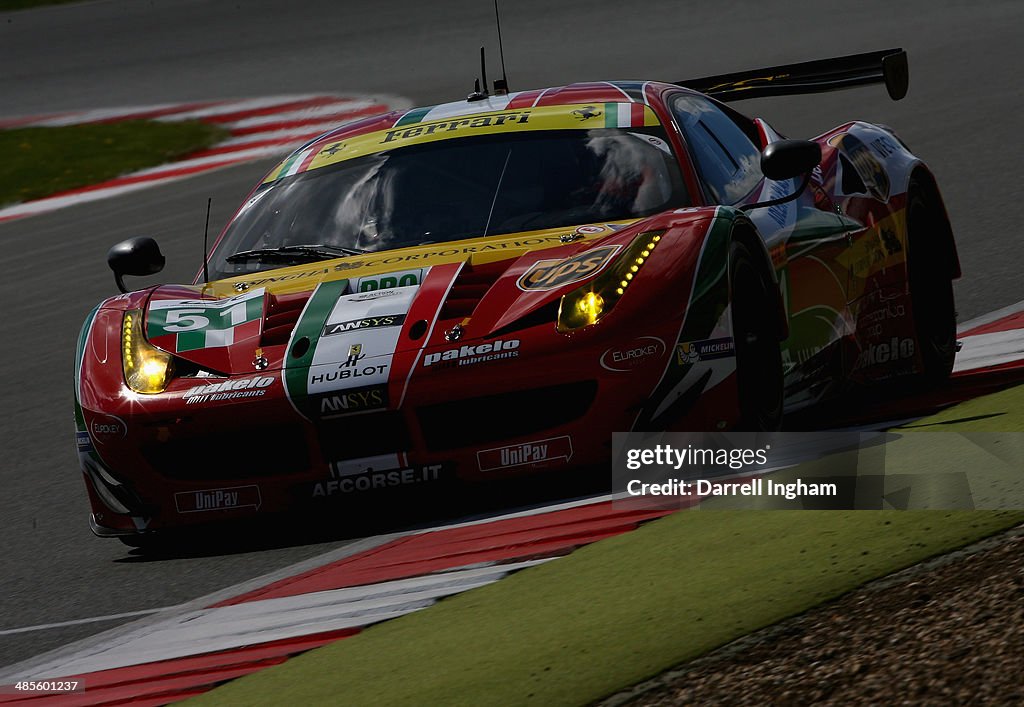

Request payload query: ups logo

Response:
[517,245,620,291]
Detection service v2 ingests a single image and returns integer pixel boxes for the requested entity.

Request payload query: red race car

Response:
[75,49,958,542]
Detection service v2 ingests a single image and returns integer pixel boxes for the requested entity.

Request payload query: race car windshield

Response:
[209,127,689,279]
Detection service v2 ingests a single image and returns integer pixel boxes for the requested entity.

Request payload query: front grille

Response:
[141,425,309,480]
[417,381,597,450]
[317,411,412,461]
[261,292,309,347]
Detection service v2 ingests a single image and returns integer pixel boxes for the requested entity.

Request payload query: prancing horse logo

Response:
[342,344,365,368]
[572,105,602,121]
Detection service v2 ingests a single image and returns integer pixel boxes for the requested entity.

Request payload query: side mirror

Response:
[107,237,165,293]
[761,139,822,181]
[741,140,822,212]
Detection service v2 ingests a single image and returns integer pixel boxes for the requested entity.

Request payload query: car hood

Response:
[142,218,661,374]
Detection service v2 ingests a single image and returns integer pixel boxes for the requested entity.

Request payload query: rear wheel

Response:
[731,240,784,430]
[907,182,957,383]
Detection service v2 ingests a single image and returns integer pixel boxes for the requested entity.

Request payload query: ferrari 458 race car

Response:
[75,49,959,541]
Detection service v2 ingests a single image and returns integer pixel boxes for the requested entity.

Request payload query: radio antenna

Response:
[493,0,509,94]
[480,46,488,98]
[202,197,212,283]
[469,47,490,101]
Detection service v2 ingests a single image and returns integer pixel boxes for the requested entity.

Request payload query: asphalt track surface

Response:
[1,0,1022,671]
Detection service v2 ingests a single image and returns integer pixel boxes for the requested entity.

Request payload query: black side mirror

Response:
[741,140,822,212]
[107,237,165,293]
[760,139,822,181]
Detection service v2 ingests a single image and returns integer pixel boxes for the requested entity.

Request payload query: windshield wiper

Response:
[225,244,367,263]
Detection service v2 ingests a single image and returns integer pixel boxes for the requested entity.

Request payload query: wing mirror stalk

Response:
[740,139,822,213]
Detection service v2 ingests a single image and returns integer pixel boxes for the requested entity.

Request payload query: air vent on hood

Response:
[438,259,510,321]
[261,292,310,347]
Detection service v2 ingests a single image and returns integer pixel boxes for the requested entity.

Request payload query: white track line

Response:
[0,608,179,637]
[214,126,345,147]
[151,94,326,121]
[954,328,1024,373]
[0,533,401,683]
[5,559,550,680]
[29,103,215,126]
[227,101,380,129]
[0,179,204,220]
[958,298,1024,334]
[129,147,282,175]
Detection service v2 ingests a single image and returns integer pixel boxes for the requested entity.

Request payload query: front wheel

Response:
[730,240,784,431]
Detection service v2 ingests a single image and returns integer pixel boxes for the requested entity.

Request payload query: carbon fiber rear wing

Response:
[676,48,908,102]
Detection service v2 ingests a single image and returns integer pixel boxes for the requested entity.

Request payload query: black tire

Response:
[907,182,957,383]
[730,240,784,431]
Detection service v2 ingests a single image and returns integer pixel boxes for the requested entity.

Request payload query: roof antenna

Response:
[202,197,212,283]
[468,46,490,101]
[493,0,509,95]
[480,46,489,97]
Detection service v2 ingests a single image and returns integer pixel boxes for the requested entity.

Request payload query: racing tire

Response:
[730,240,784,431]
[907,182,957,384]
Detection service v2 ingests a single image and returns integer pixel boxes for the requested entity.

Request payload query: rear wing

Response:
[676,48,908,102]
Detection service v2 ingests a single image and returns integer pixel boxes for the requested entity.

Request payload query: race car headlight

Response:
[122,310,173,394]
[556,231,664,333]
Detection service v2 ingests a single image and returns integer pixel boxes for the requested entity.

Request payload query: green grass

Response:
[0,120,227,207]
[192,385,1024,706]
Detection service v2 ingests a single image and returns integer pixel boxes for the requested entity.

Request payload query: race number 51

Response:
[162,301,251,332]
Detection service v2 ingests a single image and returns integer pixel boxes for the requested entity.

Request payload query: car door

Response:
[667,92,851,406]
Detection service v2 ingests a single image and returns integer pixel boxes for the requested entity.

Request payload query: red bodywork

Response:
[75,81,956,537]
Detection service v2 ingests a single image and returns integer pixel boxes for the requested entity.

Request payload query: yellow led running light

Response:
[556,231,664,333]
[122,310,173,394]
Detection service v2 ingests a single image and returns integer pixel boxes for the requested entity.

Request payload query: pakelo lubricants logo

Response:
[182,375,275,405]
[422,339,520,367]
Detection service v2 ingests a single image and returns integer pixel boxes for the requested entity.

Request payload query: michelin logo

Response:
[676,337,735,365]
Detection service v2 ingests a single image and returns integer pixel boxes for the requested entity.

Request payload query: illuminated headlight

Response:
[556,231,664,333]
[122,310,173,394]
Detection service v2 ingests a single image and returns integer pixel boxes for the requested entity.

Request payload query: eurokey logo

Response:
[423,339,520,367]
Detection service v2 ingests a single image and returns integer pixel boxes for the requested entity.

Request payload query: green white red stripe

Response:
[604,102,647,128]
[147,288,265,353]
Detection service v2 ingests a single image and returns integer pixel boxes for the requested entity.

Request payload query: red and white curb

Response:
[2,302,1023,706]
[955,301,1024,373]
[0,94,410,224]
